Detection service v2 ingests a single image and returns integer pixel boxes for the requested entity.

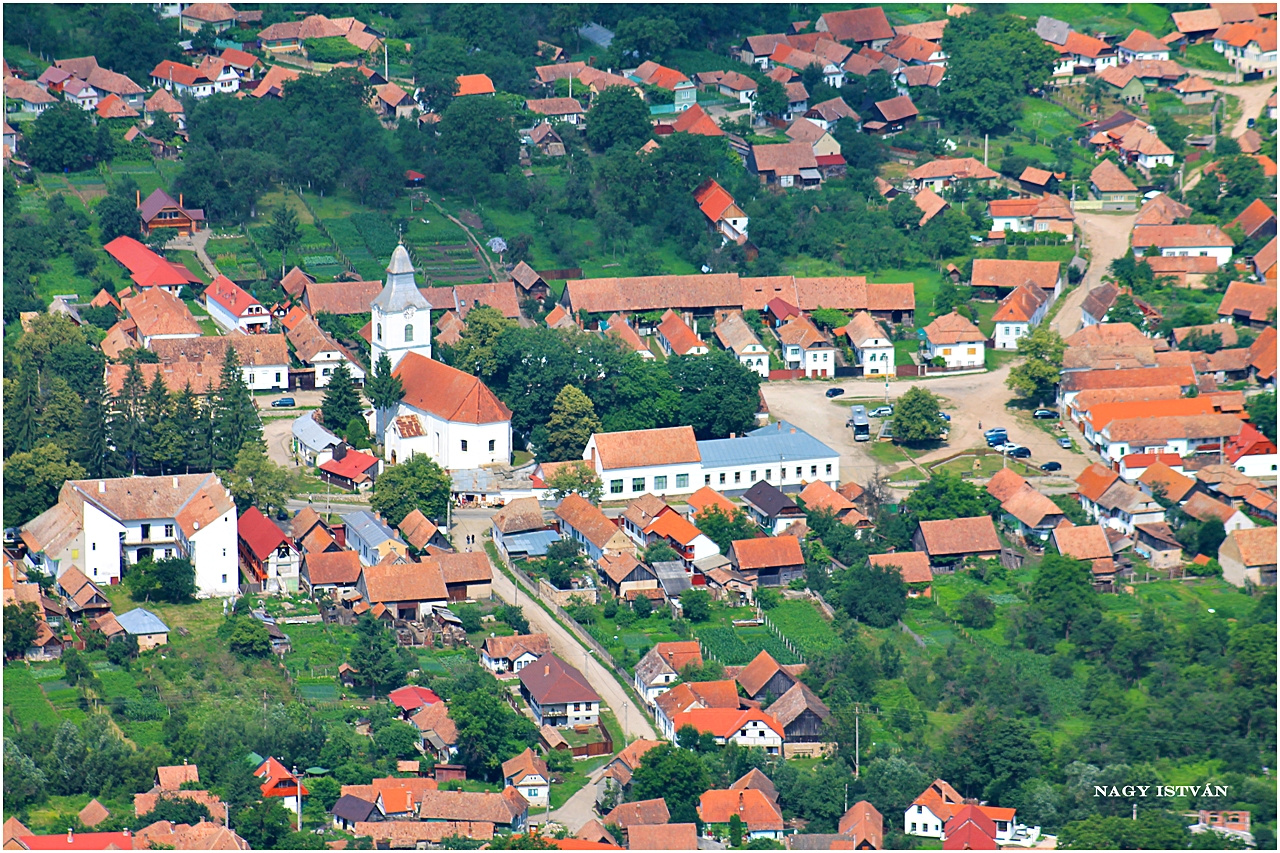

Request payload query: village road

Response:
[1051,210,1141,337]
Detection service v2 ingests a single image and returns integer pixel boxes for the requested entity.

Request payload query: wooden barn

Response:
[767,682,830,743]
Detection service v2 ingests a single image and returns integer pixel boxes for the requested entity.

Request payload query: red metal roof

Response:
[16,832,135,850]
[238,506,290,561]
[389,685,442,711]
[103,235,201,289]
[205,274,262,317]
[320,449,380,482]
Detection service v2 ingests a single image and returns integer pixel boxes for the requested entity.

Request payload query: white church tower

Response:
[371,244,433,370]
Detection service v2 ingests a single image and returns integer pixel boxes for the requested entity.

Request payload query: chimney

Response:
[179,193,183,207]
[544,664,550,676]
[193,521,199,530]
[68,830,74,843]
[790,428,796,434]
[99,481,106,493]
[729,433,736,439]
[739,792,746,811]
[174,477,179,488]
[136,190,140,209]
[124,829,130,838]
[183,758,188,765]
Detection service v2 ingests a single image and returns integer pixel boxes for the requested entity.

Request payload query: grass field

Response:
[1184,43,1234,74]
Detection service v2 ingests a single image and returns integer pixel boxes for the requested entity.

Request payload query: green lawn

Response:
[1185,43,1234,74]
[3,664,62,730]
[871,266,945,326]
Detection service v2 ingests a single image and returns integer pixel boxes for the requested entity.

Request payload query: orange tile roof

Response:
[1228,527,1276,566]
[393,352,511,425]
[455,74,495,96]
[1138,461,1196,502]
[1087,397,1217,432]
[1090,159,1138,193]
[625,824,696,850]
[1248,326,1276,380]
[868,551,933,584]
[972,258,1061,291]
[591,426,700,470]
[993,284,1048,324]
[656,308,706,355]
[916,517,1001,556]
[360,556,447,604]
[694,179,739,223]
[1183,491,1238,524]
[1218,280,1276,323]
[731,535,803,571]
[908,156,997,182]
[924,311,983,345]
[798,480,854,515]
[699,788,784,830]
[1053,524,1112,562]
[1133,224,1233,250]
[673,707,783,740]
[554,494,627,551]
[604,798,670,828]
[1104,413,1245,443]
[687,486,738,518]
[671,103,723,136]
[645,511,704,547]
[1062,365,1196,393]
[654,680,740,718]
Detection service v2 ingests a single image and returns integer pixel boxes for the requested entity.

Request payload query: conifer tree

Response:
[114,361,148,474]
[321,362,363,432]
[139,374,173,474]
[365,353,404,438]
[77,370,114,478]
[8,365,40,457]
[211,347,261,469]
[166,384,202,474]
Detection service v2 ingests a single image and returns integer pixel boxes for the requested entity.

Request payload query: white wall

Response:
[701,455,840,492]
[371,305,433,370]
[82,500,126,584]
[593,460,702,500]
[855,342,894,375]
[995,320,1030,349]
[1234,452,1278,479]
[925,338,985,368]
[206,299,270,335]
[190,509,239,596]
[386,404,511,471]
[905,805,947,838]
[242,363,289,391]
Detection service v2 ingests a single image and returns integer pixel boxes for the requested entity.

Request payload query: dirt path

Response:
[1212,79,1277,138]
[430,200,503,282]
[1051,210,1140,337]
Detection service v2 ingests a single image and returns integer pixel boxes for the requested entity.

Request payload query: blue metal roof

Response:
[502,530,561,557]
[696,421,838,468]
[116,607,170,635]
[342,510,399,547]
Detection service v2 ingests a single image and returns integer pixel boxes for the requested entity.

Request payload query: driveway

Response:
[1051,210,1140,337]
[1212,79,1277,138]
[449,509,657,747]
[762,368,1088,486]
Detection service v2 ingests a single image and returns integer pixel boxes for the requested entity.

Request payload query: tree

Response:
[729,814,744,847]
[437,96,520,196]
[1029,554,1098,641]
[892,386,946,444]
[412,35,466,112]
[375,720,423,761]
[348,615,411,697]
[106,633,139,666]
[1106,291,1147,331]
[455,604,484,633]
[449,684,539,781]
[944,713,1040,803]
[1006,326,1067,403]
[365,353,405,438]
[233,799,293,850]
[753,74,788,118]
[152,556,198,603]
[370,453,451,526]
[223,441,294,516]
[96,193,141,243]
[1246,391,1276,442]
[147,792,214,825]
[542,385,601,462]
[680,588,712,622]
[630,744,710,823]
[1196,518,1227,557]
[1059,811,1195,850]
[611,15,683,63]
[585,86,653,152]
[905,471,998,520]
[669,350,762,440]
[545,460,604,504]
[25,102,103,171]
[4,744,49,809]
[696,506,760,554]
[939,14,1056,132]
[3,602,40,658]
[211,347,261,468]
[229,618,272,657]
[321,363,363,431]
[3,442,86,528]
[643,541,680,563]
[63,647,94,687]
[837,562,906,627]
[542,538,586,590]
[954,591,996,628]
[498,604,530,634]
[267,204,301,260]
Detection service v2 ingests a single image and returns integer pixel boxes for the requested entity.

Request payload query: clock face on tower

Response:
[405,307,415,319]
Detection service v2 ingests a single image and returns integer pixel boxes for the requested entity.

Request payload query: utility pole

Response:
[983,133,989,167]
[854,704,860,779]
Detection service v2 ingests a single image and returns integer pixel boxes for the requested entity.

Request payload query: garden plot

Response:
[696,625,802,665]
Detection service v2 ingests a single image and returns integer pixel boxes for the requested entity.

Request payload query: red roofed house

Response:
[103,235,203,296]
[254,757,309,812]
[137,187,205,236]
[912,517,1002,569]
[384,351,512,471]
[519,654,601,727]
[673,708,785,754]
[694,179,749,244]
[1219,527,1277,588]
[669,102,725,136]
[150,58,240,98]
[1224,422,1278,478]
[656,309,709,356]
[11,830,136,850]
[389,685,442,716]
[816,7,895,50]
[1217,280,1277,328]
[238,506,300,593]
[1131,224,1234,267]
[992,284,1050,349]
[204,274,270,334]
[699,788,786,841]
[942,806,998,850]
[1117,29,1172,62]
[319,445,383,492]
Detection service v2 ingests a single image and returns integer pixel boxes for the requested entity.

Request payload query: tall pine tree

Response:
[8,365,40,457]
[166,384,202,474]
[365,353,404,439]
[77,371,114,478]
[211,347,261,469]
[139,374,173,474]
[114,362,148,474]
[321,363,363,431]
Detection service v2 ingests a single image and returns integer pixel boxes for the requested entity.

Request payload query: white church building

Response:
[372,244,434,369]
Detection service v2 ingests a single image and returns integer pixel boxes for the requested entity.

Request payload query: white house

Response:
[1096,414,1245,464]
[518,654,601,728]
[714,311,769,378]
[480,633,552,674]
[584,421,841,499]
[291,413,343,466]
[842,310,894,376]
[923,312,985,368]
[674,708,784,754]
[904,780,965,839]
[286,314,366,388]
[502,749,550,809]
[19,474,238,596]
[694,179,749,246]
[150,59,240,98]
[633,641,703,706]
[204,275,271,334]
[63,77,100,110]
[992,285,1049,350]
[716,69,758,104]
[1116,29,1170,63]
[384,352,512,471]
[371,244,433,370]
[1131,225,1234,266]
[777,316,836,377]
[238,506,301,594]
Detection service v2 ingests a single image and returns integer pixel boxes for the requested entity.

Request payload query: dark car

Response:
[1008,446,1032,459]
[1040,461,1063,472]
[986,433,1009,447]
[271,397,296,408]
[1033,409,1056,419]
[826,388,846,398]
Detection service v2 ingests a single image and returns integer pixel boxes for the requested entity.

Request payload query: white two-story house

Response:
[714,311,769,378]
[777,316,836,377]
[923,312,985,368]
[992,285,1049,350]
[842,310,895,376]
[518,655,601,727]
[204,274,271,335]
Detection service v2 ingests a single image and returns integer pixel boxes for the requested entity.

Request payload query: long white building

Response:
[583,421,840,500]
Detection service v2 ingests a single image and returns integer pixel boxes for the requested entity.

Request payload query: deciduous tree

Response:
[1006,326,1066,403]
[542,384,600,461]
[370,453,451,526]
[585,86,653,153]
[892,386,946,444]
[224,441,294,516]
[3,442,86,528]
[630,744,710,823]
[545,460,604,504]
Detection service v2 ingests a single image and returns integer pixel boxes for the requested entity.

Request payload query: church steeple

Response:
[371,245,433,369]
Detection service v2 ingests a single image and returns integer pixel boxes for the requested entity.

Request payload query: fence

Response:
[759,611,806,663]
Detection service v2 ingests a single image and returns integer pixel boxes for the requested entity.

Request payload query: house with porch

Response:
[518,654,600,727]
[480,633,552,674]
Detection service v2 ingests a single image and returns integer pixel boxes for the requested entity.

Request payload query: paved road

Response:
[449,509,657,744]
[1051,210,1140,338]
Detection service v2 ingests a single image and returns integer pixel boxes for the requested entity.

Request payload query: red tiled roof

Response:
[389,685,441,712]
[731,536,803,571]
[916,517,1000,556]
[238,506,289,561]
[591,426,700,471]
[394,352,512,425]
[670,103,723,136]
[319,449,380,482]
[1218,280,1277,322]
[820,7,894,43]
[699,788,784,830]
[205,274,261,318]
[972,258,1060,291]
[519,654,600,705]
[869,551,933,584]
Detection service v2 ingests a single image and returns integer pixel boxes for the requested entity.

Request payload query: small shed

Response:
[116,607,171,650]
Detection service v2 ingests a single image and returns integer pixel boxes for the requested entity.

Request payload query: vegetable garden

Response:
[695,625,801,665]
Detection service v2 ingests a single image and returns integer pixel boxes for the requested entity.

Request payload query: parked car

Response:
[938,412,951,422]
[1008,446,1032,459]
[1033,409,1056,419]
[870,406,893,417]
[1040,461,1063,472]
[1057,437,1073,449]
[986,433,1009,447]
[826,388,846,398]
[984,427,1008,438]
[271,397,296,408]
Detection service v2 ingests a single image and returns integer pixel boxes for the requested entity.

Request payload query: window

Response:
[461,440,468,451]
[249,374,255,384]
[488,440,495,452]
[141,524,151,540]
[718,473,725,484]
[911,823,918,833]
[221,574,227,583]
[676,474,689,489]
[275,372,281,382]
[734,471,741,483]
[164,524,174,538]
[795,467,802,478]
[810,466,817,476]
[967,348,977,355]
[765,469,771,481]
[750,470,757,481]
[633,477,645,492]
[825,464,833,475]
[405,324,414,341]
[917,807,923,814]
[92,543,96,551]
[322,367,332,376]
[165,548,174,559]
[376,323,382,340]
[654,475,668,490]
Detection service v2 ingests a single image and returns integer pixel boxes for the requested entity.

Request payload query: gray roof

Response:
[742,480,798,517]
[116,607,170,635]
[452,467,537,495]
[371,245,432,313]
[292,413,342,453]
[502,530,561,557]
[693,554,731,573]
[653,561,691,596]
[1036,16,1070,45]
[342,510,400,548]
[332,794,377,823]
[697,421,837,469]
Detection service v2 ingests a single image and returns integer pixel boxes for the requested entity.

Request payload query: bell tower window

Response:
[405,324,414,342]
